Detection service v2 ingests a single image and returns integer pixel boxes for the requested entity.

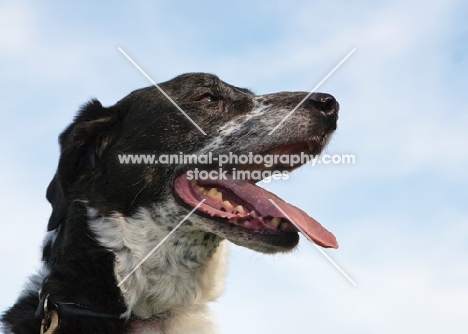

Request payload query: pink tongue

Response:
[175,174,338,249]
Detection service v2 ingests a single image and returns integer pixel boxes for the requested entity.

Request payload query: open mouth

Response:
[174,140,338,249]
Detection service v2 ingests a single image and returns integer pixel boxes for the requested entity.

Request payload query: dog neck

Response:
[88,204,228,331]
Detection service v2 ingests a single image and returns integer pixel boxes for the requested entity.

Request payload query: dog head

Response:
[47,73,338,255]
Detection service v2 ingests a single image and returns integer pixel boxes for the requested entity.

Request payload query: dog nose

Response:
[306,93,339,130]
[307,93,339,117]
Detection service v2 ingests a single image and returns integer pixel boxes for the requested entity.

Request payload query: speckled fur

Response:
[88,200,228,325]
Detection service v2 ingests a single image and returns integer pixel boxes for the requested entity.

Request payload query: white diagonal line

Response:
[268,48,356,136]
[268,198,357,286]
[117,47,207,135]
[117,199,206,287]
[311,242,357,286]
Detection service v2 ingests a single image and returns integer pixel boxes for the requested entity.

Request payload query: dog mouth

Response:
[174,139,338,249]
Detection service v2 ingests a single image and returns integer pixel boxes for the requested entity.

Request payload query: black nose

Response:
[307,93,339,117]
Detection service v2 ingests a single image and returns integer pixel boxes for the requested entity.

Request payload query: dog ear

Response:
[47,99,119,231]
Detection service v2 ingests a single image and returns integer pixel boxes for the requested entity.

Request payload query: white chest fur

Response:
[88,204,228,334]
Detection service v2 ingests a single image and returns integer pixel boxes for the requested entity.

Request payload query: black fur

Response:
[2,73,339,333]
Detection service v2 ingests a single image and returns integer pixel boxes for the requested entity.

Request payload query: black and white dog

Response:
[2,73,339,333]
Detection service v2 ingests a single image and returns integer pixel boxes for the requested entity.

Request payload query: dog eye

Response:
[197,93,216,103]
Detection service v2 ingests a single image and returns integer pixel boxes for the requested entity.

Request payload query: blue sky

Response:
[1,0,467,333]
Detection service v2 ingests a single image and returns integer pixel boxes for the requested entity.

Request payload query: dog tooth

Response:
[271,217,281,227]
[307,140,314,151]
[234,205,245,213]
[207,188,222,199]
[222,200,233,208]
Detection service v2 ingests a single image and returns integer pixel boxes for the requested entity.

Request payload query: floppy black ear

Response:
[46,99,119,231]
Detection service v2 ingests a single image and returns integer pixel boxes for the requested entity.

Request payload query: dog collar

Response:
[37,294,125,332]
